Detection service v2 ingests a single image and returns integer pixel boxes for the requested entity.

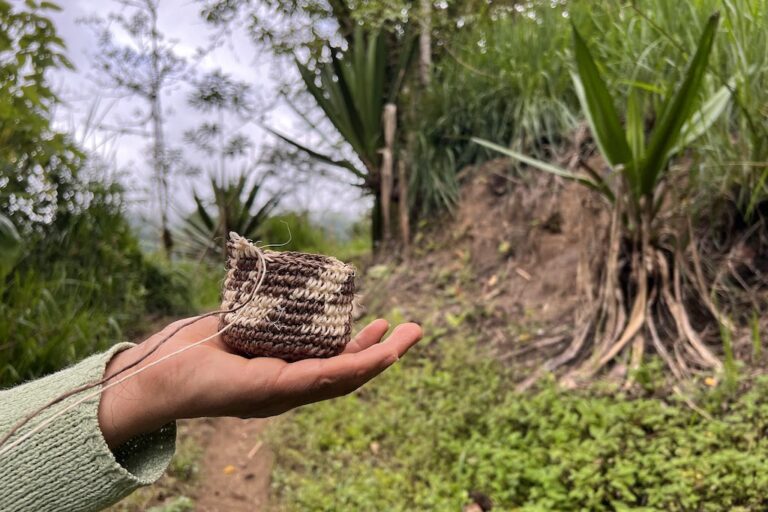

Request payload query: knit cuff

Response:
[0,343,177,512]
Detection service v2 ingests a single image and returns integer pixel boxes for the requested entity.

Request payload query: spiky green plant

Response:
[271,27,415,244]
[181,172,281,260]
[474,13,731,384]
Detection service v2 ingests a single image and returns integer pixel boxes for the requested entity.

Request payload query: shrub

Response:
[0,185,215,386]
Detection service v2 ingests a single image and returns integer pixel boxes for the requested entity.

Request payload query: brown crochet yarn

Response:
[219,233,356,361]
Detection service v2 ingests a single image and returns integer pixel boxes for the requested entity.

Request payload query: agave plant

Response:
[181,172,281,260]
[271,27,415,244]
[474,13,731,384]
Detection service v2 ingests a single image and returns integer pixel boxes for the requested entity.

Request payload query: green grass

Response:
[410,1,576,217]
[413,0,768,219]
[269,312,768,511]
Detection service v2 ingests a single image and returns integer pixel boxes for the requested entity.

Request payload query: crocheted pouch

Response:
[219,233,356,361]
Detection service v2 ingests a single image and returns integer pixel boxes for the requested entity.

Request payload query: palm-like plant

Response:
[181,172,281,260]
[271,27,415,244]
[474,13,731,384]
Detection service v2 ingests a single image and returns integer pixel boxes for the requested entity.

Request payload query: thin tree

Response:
[182,69,283,259]
[184,70,258,182]
[83,0,186,256]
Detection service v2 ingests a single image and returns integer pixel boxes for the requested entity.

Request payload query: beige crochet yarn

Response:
[219,233,356,361]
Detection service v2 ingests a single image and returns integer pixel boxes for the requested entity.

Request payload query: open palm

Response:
[98,316,422,448]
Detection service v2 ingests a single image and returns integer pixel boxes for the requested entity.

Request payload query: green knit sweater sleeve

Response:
[0,343,177,512]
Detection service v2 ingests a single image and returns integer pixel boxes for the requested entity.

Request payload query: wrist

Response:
[98,345,173,450]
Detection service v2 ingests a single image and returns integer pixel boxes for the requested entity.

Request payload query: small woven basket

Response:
[219,233,356,361]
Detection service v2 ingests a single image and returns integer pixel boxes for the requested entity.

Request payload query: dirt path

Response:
[189,417,274,511]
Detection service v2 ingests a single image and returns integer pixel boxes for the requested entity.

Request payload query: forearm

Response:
[98,343,175,450]
[0,344,176,512]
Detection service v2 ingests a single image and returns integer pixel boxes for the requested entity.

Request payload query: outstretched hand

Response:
[98,316,422,449]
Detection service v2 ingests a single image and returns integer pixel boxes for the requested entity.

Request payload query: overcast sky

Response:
[42,0,369,242]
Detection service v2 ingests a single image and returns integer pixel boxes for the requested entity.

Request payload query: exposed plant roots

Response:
[519,196,768,390]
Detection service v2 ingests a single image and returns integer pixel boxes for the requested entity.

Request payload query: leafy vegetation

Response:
[403,1,768,223]
[0,0,81,228]
[181,172,281,260]
[271,313,768,511]
[474,14,733,383]
[0,184,217,386]
[0,1,220,386]
[273,27,415,244]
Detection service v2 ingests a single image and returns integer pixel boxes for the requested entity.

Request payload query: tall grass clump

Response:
[408,0,768,222]
[571,0,768,212]
[409,1,577,217]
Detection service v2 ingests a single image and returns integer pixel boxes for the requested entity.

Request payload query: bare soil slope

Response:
[365,157,605,368]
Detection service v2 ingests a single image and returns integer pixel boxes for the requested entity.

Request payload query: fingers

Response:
[342,319,390,354]
[276,322,423,402]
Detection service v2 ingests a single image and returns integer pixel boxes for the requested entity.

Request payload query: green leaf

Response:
[39,1,62,11]
[627,89,645,179]
[472,137,614,202]
[617,79,665,95]
[387,27,417,104]
[21,85,41,106]
[640,12,720,196]
[241,178,262,216]
[674,84,732,154]
[244,195,280,237]
[571,25,632,168]
[0,214,22,281]
[267,127,367,181]
[193,192,215,231]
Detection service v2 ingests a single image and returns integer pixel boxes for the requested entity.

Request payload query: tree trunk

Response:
[380,103,397,243]
[149,0,173,258]
[398,158,410,256]
[419,0,432,87]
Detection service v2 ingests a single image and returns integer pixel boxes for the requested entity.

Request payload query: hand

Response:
[98,316,422,449]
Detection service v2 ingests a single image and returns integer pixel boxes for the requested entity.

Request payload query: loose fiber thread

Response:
[0,240,268,459]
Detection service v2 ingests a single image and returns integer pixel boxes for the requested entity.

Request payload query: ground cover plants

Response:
[270,311,768,511]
